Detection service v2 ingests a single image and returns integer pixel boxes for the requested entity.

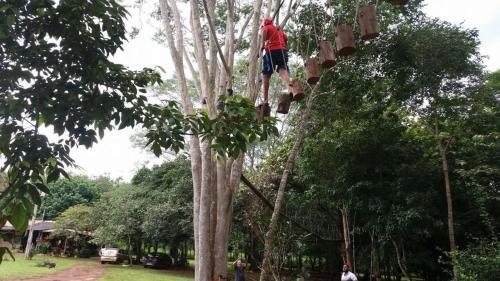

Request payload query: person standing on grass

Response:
[259,17,294,106]
[341,264,358,281]
[233,258,246,281]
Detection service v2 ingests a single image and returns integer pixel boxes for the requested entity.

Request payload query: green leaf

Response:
[47,170,60,182]
[35,182,50,194]
[152,142,162,156]
[28,185,42,206]
[9,204,29,232]
[6,15,14,26]
[99,127,105,139]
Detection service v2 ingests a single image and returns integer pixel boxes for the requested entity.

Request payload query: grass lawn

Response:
[0,253,81,279]
[98,264,194,281]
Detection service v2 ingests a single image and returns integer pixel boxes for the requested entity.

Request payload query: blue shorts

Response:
[263,49,289,76]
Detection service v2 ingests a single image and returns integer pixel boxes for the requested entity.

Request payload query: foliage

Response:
[41,176,103,219]
[453,240,500,281]
[92,158,193,261]
[91,184,143,246]
[136,159,193,251]
[51,204,95,257]
[230,5,499,280]
[35,242,52,255]
[0,0,185,248]
[54,204,94,236]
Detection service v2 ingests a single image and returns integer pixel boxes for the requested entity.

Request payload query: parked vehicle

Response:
[100,248,128,264]
[142,253,173,269]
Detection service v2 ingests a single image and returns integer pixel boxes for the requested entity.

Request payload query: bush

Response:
[35,242,52,254]
[78,243,96,258]
[454,240,500,281]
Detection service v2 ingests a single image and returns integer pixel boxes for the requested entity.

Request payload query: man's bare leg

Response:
[263,74,271,103]
[278,68,293,93]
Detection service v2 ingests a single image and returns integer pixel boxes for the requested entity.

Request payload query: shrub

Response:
[454,240,500,281]
[35,242,52,254]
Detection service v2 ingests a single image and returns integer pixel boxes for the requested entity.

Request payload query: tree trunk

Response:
[127,234,133,265]
[248,231,261,272]
[171,244,179,265]
[259,81,322,281]
[370,232,381,281]
[434,120,459,279]
[213,162,233,278]
[24,204,38,259]
[392,240,411,281]
[199,143,214,281]
[159,1,203,279]
[341,207,351,267]
[135,239,143,264]
[63,237,68,256]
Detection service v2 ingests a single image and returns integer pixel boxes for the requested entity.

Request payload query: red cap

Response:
[261,18,273,27]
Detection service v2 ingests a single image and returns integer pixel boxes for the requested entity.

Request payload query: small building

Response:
[1,220,55,252]
[1,220,95,256]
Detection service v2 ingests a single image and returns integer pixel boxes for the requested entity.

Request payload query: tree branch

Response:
[201,0,231,78]
[279,0,302,29]
[234,11,254,53]
[183,49,202,97]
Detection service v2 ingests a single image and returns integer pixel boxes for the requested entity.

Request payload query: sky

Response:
[66,0,500,181]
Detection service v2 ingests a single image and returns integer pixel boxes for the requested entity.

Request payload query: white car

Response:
[100,248,128,264]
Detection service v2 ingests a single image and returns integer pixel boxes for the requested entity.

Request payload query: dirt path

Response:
[7,264,106,281]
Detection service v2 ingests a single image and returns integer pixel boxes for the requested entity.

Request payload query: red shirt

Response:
[262,24,287,52]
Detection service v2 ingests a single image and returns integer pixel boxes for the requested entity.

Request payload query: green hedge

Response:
[454,240,500,281]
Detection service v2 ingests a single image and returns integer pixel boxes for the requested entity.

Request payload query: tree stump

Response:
[304,58,320,85]
[292,80,305,101]
[387,0,408,5]
[318,40,336,69]
[255,103,270,122]
[335,25,356,56]
[358,5,379,40]
[276,94,292,114]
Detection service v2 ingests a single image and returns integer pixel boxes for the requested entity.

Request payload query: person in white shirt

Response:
[341,264,358,281]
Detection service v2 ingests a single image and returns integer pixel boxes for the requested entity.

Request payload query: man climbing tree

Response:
[259,18,294,110]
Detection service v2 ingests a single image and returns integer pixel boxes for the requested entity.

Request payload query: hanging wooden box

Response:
[358,5,379,40]
[335,25,356,56]
[318,40,336,69]
[304,58,320,85]
[292,80,305,101]
[255,103,270,122]
[276,94,291,114]
[387,0,408,5]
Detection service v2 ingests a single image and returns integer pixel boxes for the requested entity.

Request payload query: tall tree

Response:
[41,176,102,219]
[384,19,483,278]
[157,0,280,280]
